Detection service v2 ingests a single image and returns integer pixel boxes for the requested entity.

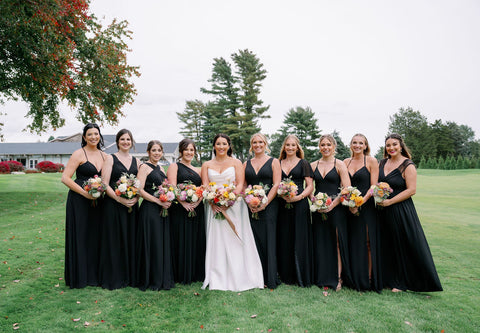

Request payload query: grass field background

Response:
[0,170,479,332]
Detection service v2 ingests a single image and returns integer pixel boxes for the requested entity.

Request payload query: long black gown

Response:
[311,159,351,289]
[99,155,138,289]
[346,156,382,292]
[170,163,206,284]
[277,159,313,287]
[245,157,280,289]
[65,149,103,288]
[378,159,442,291]
[136,163,174,291]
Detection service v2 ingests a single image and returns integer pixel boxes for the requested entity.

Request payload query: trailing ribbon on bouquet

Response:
[221,211,243,243]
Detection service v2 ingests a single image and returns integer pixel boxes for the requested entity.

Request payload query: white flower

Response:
[133,180,141,188]
[228,193,236,200]
[118,183,128,193]
[310,205,317,212]
[120,175,127,183]
[127,190,133,198]
[258,189,266,197]
[191,194,199,202]
[187,189,194,197]
[262,197,268,204]
[92,192,101,198]
[348,201,356,208]
[207,193,215,200]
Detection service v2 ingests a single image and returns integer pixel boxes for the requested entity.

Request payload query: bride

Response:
[201,134,264,291]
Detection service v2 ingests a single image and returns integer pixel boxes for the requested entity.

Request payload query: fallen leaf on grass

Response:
[250,314,257,318]
[200,325,204,329]
[84,321,90,327]
[323,291,329,297]
[13,280,20,283]
[13,323,19,330]
[72,318,81,322]
[268,329,272,332]
[54,284,59,287]
[405,321,412,326]
[76,301,81,304]
[194,292,200,296]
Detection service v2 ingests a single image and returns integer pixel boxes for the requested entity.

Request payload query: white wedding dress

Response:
[202,167,264,291]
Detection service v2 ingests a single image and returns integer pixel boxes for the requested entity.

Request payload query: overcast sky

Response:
[2,0,479,153]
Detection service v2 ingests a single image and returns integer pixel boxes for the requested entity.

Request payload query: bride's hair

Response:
[213,133,233,157]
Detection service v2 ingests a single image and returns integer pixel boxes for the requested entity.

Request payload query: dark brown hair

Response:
[213,133,233,157]
[383,133,412,159]
[81,123,104,149]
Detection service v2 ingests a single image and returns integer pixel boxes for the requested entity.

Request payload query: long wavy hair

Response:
[383,133,412,159]
[249,133,271,156]
[81,123,104,150]
[279,134,304,160]
[349,133,370,156]
[318,134,337,156]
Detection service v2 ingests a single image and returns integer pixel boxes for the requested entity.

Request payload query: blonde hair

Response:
[249,133,271,155]
[318,134,337,156]
[279,134,304,160]
[349,133,371,156]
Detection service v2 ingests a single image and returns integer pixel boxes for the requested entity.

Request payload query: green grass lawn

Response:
[1,171,479,332]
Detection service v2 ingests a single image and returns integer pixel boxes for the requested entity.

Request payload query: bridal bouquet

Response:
[339,186,364,214]
[243,184,269,220]
[310,192,332,221]
[202,182,237,220]
[370,182,393,208]
[277,177,298,209]
[153,180,176,217]
[83,175,107,206]
[175,181,204,217]
[115,173,140,212]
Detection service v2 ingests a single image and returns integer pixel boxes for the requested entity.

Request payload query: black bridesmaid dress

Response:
[311,159,351,289]
[136,163,175,291]
[169,163,206,284]
[277,159,313,287]
[65,149,104,288]
[378,159,442,292]
[245,157,280,289]
[99,155,138,289]
[346,156,381,292]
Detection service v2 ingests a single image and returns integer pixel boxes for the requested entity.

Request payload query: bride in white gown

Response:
[201,134,264,291]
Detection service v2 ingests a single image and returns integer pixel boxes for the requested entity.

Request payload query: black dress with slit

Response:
[136,163,174,290]
[65,150,104,288]
[245,157,280,289]
[346,156,381,292]
[99,154,138,289]
[169,163,206,284]
[378,159,442,292]
[311,159,351,289]
[276,159,313,287]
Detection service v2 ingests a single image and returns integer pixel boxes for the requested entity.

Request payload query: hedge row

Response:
[0,160,64,174]
[418,155,480,170]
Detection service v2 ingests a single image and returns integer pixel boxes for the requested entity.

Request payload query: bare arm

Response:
[380,164,416,207]
[167,163,178,186]
[61,149,94,200]
[233,159,245,195]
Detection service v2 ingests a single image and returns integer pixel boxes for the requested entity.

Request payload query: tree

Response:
[374,146,384,161]
[388,107,434,164]
[429,120,455,158]
[0,0,140,135]
[270,106,321,161]
[332,130,349,160]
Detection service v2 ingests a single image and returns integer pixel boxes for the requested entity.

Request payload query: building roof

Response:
[0,141,179,155]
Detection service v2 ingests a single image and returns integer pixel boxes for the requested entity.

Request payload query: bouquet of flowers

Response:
[310,192,332,221]
[153,180,176,217]
[277,177,298,209]
[370,182,393,208]
[114,172,140,212]
[202,182,237,220]
[339,186,364,214]
[83,175,107,206]
[175,181,204,217]
[243,184,270,220]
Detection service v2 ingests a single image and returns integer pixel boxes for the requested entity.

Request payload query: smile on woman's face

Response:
[149,144,163,162]
[118,133,132,151]
[84,128,100,147]
[385,138,401,157]
[320,139,335,157]
[215,137,229,156]
[284,138,298,157]
[350,136,366,156]
[182,144,195,162]
[252,136,266,155]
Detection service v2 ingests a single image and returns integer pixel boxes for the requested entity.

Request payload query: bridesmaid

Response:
[277,134,314,287]
[167,139,206,284]
[136,140,175,290]
[310,134,351,291]
[99,129,141,289]
[244,133,281,289]
[343,133,381,292]
[61,123,106,288]
[377,133,442,292]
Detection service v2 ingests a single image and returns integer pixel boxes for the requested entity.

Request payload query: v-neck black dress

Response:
[65,153,103,288]
[245,157,280,289]
[99,154,138,290]
[276,159,313,287]
[346,157,382,292]
[311,159,351,289]
[136,163,174,291]
[169,163,206,284]
[378,159,442,291]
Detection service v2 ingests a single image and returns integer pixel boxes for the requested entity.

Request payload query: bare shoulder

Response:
[343,157,352,164]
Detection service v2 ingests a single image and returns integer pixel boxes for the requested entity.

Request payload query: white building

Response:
[0,134,179,169]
